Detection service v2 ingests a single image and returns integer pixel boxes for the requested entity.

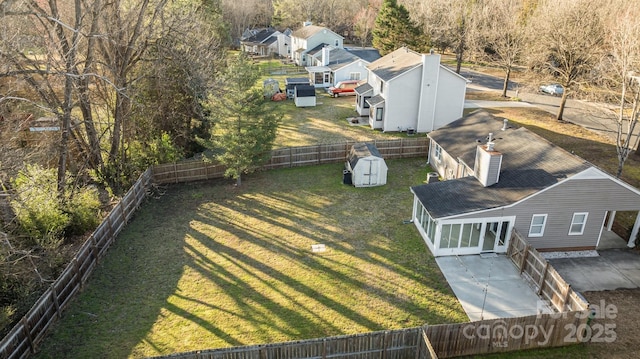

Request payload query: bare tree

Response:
[474,0,528,97]
[603,1,640,177]
[409,0,479,73]
[528,0,605,121]
[353,0,380,48]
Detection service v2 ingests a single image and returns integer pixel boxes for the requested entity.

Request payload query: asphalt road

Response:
[460,68,632,144]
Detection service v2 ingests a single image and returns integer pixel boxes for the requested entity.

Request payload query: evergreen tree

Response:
[205,54,282,186]
[372,0,426,55]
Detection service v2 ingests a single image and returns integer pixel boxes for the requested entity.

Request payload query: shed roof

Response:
[285,77,310,85]
[411,110,592,218]
[348,143,383,170]
[295,85,316,97]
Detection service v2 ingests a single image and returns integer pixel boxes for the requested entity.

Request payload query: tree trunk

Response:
[556,90,569,121]
[502,66,511,98]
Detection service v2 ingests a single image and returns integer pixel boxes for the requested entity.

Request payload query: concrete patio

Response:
[548,249,640,292]
[436,254,547,321]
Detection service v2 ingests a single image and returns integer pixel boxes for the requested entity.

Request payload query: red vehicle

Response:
[327,80,360,97]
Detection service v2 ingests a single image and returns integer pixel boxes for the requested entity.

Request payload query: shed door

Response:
[365,159,378,185]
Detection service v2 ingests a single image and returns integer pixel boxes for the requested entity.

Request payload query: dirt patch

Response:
[581,289,640,358]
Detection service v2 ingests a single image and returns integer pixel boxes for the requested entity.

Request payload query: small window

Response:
[363,96,371,108]
[379,81,384,94]
[376,107,383,121]
[434,143,442,162]
[335,39,339,46]
[528,214,547,237]
[349,72,361,80]
[569,212,588,235]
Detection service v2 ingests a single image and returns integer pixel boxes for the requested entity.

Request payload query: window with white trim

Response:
[528,214,547,237]
[569,212,588,235]
[375,107,383,121]
[434,143,442,162]
[349,72,361,80]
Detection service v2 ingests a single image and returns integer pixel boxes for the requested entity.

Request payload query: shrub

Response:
[66,186,102,236]
[10,164,68,248]
[10,164,103,247]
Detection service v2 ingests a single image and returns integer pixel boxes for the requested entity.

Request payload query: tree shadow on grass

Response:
[33,160,467,358]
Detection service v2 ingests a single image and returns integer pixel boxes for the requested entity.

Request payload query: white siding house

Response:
[355,47,468,133]
[291,23,343,67]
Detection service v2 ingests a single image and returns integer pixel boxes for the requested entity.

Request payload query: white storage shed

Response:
[345,143,388,187]
[294,85,317,107]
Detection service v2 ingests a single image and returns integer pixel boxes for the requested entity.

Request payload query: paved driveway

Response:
[548,249,640,292]
[436,254,546,321]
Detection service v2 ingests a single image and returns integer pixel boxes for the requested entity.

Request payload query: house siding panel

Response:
[429,139,459,180]
[384,66,421,132]
[433,69,466,130]
[333,60,368,86]
[445,177,640,249]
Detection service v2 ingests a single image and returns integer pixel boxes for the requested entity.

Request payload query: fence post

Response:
[318,144,322,165]
[519,244,530,274]
[51,286,62,318]
[322,338,327,359]
[538,261,549,295]
[21,317,35,353]
[561,283,571,311]
[173,162,178,184]
[289,147,293,168]
[381,330,390,359]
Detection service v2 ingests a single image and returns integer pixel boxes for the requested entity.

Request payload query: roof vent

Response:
[501,119,509,131]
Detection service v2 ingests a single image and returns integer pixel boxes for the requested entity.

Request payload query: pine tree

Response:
[205,54,282,186]
[372,0,426,55]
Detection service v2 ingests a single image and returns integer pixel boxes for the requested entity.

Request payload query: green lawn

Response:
[35,159,467,358]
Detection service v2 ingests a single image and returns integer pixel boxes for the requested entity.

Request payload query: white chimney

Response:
[474,135,503,187]
[322,46,330,66]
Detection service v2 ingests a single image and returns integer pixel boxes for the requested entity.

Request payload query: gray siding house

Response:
[411,110,640,257]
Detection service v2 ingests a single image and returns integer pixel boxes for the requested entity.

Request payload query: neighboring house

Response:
[354,47,467,133]
[305,46,381,88]
[291,22,343,67]
[410,110,640,257]
[240,28,291,58]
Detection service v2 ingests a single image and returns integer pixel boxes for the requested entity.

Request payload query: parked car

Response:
[539,84,564,96]
[327,80,360,97]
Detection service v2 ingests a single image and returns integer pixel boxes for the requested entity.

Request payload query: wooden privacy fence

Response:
[507,230,589,312]
[0,169,153,359]
[152,138,430,184]
[150,327,427,359]
[149,308,592,359]
[423,311,589,358]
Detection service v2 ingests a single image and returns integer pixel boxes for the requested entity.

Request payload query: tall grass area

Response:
[35,159,467,358]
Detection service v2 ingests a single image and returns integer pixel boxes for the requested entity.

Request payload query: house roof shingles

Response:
[241,28,277,44]
[412,110,591,218]
[367,47,422,82]
[355,83,373,94]
[292,25,340,40]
